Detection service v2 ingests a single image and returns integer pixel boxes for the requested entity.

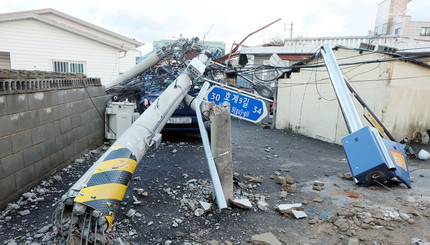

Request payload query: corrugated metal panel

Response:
[0,52,11,69]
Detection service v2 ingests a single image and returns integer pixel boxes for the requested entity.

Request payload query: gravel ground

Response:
[1,118,429,245]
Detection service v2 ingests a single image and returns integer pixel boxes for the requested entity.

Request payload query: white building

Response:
[374,0,430,41]
[0,8,143,84]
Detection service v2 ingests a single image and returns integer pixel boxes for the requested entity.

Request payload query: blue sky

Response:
[1,0,429,54]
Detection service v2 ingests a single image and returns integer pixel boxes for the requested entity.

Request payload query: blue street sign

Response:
[205,86,268,123]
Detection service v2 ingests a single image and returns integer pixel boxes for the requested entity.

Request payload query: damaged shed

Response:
[275,46,430,144]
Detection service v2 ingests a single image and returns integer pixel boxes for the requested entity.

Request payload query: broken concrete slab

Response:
[231,198,253,209]
[291,209,308,219]
[251,232,281,245]
[277,203,302,214]
[199,201,212,212]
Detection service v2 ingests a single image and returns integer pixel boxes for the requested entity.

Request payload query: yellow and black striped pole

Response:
[73,146,137,227]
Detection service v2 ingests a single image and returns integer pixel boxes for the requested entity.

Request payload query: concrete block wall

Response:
[0,77,109,210]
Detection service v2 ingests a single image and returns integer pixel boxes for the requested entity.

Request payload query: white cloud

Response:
[0,0,420,51]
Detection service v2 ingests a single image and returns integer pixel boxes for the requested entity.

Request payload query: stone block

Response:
[86,86,105,97]
[0,96,7,116]
[80,111,89,125]
[0,174,16,200]
[6,94,29,114]
[57,90,67,104]
[0,152,24,178]
[71,114,81,129]
[55,134,67,151]
[38,107,54,125]
[52,104,66,121]
[79,123,92,139]
[34,157,51,180]
[40,138,56,159]
[94,96,108,107]
[76,100,87,113]
[19,110,40,130]
[0,136,12,158]
[31,125,48,145]
[65,89,81,103]
[28,92,47,110]
[74,140,84,154]
[0,114,20,137]
[11,130,32,153]
[23,145,42,167]
[77,88,87,100]
[66,129,77,145]
[62,144,74,162]
[47,91,59,106]
[49,150,64,168]
[65,102,80,116]
[46,121,61,140]
[60,117,72,134]
[15,165,35,190]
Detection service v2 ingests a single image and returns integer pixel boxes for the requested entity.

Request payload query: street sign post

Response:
[205,86,268,123]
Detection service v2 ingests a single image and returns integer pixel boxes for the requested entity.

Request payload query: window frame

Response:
[421,27,430,36]
[52,60,86,74]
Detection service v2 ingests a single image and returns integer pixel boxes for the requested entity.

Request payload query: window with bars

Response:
[421,27,430,36]
[53,60,85,74]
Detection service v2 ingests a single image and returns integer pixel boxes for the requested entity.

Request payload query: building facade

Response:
[374,0,430,41]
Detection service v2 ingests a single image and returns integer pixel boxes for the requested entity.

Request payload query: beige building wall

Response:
[276,48,430,145]
[402,16,430,41]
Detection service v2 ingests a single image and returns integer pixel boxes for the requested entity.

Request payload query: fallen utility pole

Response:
[320,44,411,188]
[55,52,211,244]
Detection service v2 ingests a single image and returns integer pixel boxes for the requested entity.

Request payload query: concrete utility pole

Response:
[56,52,211,244]
[210,101,233,202]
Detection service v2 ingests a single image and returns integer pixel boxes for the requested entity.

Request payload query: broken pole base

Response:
[210,101,234,203]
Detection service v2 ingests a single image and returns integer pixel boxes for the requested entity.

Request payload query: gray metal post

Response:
[195,82,228,210]
[210,101,234,202]
[106,50,165,89]
[320,44,363,133]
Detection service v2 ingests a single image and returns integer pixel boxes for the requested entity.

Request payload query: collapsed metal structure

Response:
[52,39,412,244]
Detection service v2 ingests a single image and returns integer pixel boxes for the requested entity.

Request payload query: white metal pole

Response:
[320,44,363,133]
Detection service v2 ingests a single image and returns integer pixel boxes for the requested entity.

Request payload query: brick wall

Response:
[0,76,109,210]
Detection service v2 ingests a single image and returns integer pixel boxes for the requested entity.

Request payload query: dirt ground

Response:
[0,118,429,245]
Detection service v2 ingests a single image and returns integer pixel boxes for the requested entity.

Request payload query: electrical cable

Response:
[298,48,321,127]
[314,65,337,101]
[80,79,117,137]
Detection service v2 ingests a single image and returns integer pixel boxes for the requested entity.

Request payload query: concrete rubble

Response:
[251,232,282,245]
[231,199,253,209]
